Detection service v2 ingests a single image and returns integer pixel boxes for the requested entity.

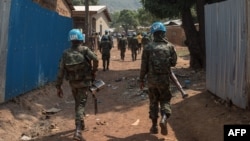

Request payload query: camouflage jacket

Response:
[56,45,98,88]
[99,41,112,55]
[118,37,128,49]
[139,41,177,86]
[130,36,138,50]
[141,36,151,46]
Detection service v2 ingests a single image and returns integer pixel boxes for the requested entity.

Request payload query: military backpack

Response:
[62,46,90,81]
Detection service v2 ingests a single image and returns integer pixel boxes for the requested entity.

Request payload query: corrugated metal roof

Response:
[74,5,106,13]
[73,5,111,22]
[164,19,182,26]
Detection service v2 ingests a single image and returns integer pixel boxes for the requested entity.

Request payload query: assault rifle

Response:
[170,70,189,99]
[84,51,99,115]
[90,89,98,115]
[161,37,189,99]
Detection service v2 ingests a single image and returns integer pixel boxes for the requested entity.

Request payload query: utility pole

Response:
[85,0,89,44]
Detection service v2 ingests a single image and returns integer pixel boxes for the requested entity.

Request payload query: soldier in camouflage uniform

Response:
[99,35,112,71]
[141,32,151,49]
[130,32,139,61]
[118,34,128,61]
[139,22,177,136]
[55,29,99,141]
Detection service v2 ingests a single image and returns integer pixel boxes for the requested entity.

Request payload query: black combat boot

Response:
[159,114,168,135]
[73,122,84,141]
[150,118,158,134]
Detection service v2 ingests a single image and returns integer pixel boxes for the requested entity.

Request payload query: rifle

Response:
[91,90,98,115]
[161,37,189,99]
[89,84,98,115]
[170,70,188,99]
[83,51,98,115]
[89,79,105,115]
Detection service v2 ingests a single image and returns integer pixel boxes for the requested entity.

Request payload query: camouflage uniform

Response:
[118,36,128,61]
[139,39,177,129]
[141,35,151,49]
[130,36,139,61]
[101,34,113,47]
[56,45,98,130]
[99,40,112,71]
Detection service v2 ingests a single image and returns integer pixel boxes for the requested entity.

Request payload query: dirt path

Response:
[1,39,250,141]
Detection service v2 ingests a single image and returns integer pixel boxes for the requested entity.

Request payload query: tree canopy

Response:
[141,0,225,70]
[72,0,99,5]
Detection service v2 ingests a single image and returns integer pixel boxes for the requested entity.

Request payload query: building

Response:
[72,5,112,36]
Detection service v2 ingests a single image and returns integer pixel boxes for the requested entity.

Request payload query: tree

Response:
[72,0,99,5]
[136,8,158,27]
[117,10,139,34]
[141,0,225,70]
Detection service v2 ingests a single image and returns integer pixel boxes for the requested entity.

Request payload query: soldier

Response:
[89,32,96,51]
[130,32,139,61]
[126,33,133,50]
[55,29,99,141]
[101,30,113,47]
[137,32,142,54]
[118,34,128,61]
[139,22,177,136]
[141,32,151,49]
[99,35,112,71]
[116,33,122,50]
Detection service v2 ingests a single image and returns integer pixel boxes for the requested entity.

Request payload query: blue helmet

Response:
[150,22,166,34]
[142,32,147,36]
[68,29,84,41]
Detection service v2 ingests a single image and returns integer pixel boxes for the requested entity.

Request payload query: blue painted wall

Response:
[5,0,73,100]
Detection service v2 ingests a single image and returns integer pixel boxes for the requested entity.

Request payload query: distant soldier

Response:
[118,34,128,61]
[127,33,133,50]
[101,30,113,47]
[99,35,112,71]
[89,32,96,51]
[141,32,151,49]
[130,32,139,61]
[55,29,98,141]
[116,33,122,50]
[137,32,142,54]
[139,22,177,136]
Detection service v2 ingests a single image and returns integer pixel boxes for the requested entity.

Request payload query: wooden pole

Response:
[85,0,89,44]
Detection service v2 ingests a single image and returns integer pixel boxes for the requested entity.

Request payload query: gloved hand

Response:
[57,87,63,98]
[140,81,145,90]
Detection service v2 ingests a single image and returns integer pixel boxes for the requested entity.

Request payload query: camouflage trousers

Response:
[71,87,89,124]
[148,85,172,119]
[131,48,137,61]
[120,48,126,60]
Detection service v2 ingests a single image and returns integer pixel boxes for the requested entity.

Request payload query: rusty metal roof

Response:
[72,5,111,22]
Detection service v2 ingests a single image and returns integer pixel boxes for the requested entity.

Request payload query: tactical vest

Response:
[149,42,171,74]
[63,47,90,81]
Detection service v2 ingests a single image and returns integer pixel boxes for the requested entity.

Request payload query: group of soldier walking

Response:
[117,31,151,62]
[55,21,177,141]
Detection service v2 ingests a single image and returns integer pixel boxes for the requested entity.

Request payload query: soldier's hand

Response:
[140,81,145,90]
[57,88,63,98]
